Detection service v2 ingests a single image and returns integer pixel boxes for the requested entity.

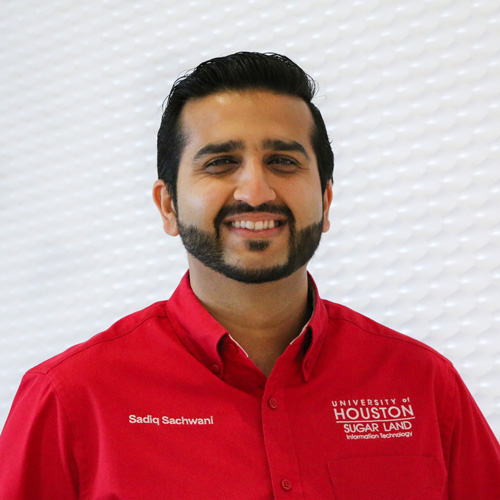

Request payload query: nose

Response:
[233,161,276,207]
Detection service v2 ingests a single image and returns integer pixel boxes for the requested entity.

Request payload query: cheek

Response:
[176,184,223,226]
[291,188,324,224]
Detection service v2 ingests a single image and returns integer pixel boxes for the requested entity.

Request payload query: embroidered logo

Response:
[331,397,414,440]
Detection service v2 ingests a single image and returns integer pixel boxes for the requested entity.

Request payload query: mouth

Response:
[214,202,294,239]
[227,219,284,231]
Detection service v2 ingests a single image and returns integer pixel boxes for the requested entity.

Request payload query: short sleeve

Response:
[0,372,79,499]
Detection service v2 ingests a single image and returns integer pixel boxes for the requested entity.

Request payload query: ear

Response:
[152,179,179,236]
[322,181,333,233]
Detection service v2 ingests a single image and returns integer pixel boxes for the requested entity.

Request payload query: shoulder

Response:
[321,299,452,369]
[28,301,171,377]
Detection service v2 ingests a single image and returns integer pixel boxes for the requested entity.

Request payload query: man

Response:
[0,52,499,499]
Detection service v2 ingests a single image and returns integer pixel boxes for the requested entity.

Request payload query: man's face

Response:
[164,90,332,284]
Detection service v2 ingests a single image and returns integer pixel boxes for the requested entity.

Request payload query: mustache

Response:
[213,202,296,236]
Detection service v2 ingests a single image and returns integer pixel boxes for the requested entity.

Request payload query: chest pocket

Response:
[328,455,446,500]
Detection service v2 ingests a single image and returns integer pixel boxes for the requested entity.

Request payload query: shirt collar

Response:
[165,271,329,381]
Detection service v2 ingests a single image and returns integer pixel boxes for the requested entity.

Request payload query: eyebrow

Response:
[262,139,310,159]
[193,140,245,161]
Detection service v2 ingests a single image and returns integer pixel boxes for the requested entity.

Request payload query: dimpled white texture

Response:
[0,0,499,438]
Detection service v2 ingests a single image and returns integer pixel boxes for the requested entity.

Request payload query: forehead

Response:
[178,90,315,154]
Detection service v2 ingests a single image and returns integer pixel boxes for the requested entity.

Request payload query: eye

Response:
[204,157,238,175]
[268,156,300,173]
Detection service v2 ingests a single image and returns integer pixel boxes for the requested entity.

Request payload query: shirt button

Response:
[281,478,292,491]
[211,363,220,374]
[268,397,278,410]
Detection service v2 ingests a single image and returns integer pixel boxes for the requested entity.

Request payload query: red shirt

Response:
[1,273,499,499]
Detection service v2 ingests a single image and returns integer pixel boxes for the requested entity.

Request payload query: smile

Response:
[229,220,283,231]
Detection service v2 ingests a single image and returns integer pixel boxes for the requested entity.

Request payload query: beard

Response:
[176,202,324,284]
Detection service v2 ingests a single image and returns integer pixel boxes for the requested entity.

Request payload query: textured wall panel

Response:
[1,0,499,439]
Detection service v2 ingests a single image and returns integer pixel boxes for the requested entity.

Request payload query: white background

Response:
[1,0,499,438]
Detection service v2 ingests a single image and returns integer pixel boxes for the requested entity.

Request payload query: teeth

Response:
[230,220,279,231]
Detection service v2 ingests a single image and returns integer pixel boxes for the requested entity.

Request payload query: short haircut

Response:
[157,52,334,206]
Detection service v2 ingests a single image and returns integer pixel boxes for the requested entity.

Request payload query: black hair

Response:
[157,52,334,205]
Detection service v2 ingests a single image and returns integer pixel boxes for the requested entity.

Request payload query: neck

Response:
[188,260,312,376]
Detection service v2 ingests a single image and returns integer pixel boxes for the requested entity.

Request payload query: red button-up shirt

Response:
[1,273,499,499]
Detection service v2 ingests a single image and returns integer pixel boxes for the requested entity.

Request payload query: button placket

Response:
[261,375,304,499]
